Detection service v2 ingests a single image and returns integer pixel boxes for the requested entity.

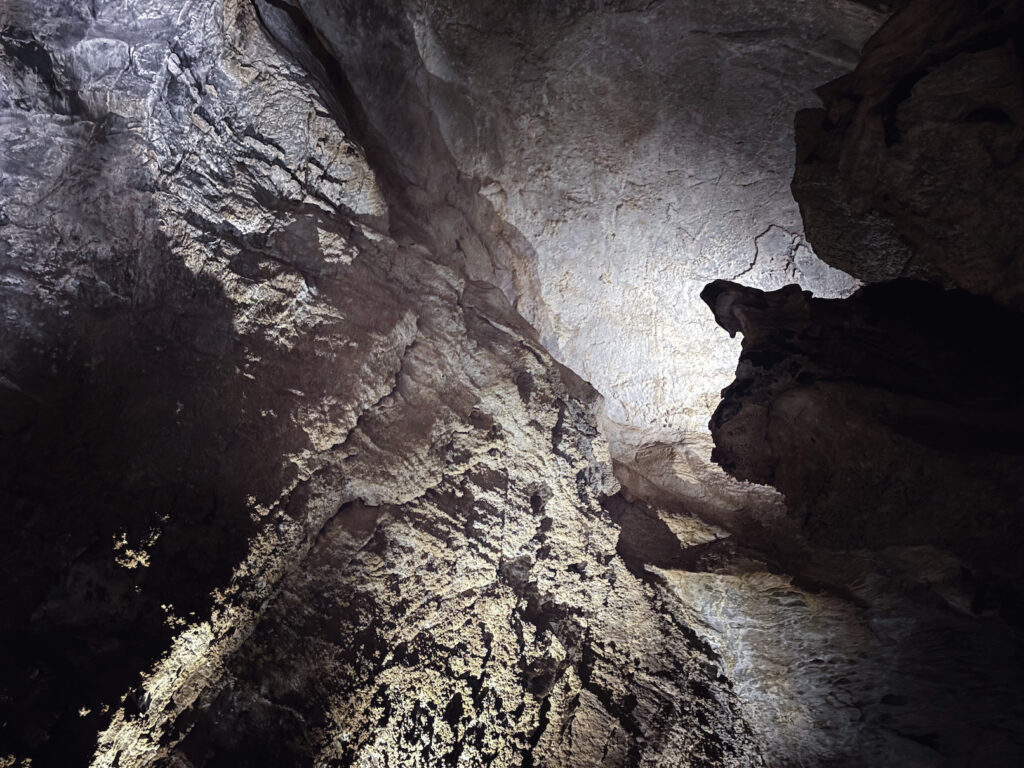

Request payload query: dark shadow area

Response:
[0,232,268,763]
[793,0,1024,306]
[703,278,1024,568]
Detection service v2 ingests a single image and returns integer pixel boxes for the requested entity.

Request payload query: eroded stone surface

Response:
[273,0,883,446]
[5,1,1019,767]
[703,278,1024,765]
[692,3,1024,763]
[0,1,762,766]
[793,0,1024,306]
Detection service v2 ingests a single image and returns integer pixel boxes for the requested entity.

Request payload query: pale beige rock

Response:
[8,2,1010,767]
[398,0,882,444]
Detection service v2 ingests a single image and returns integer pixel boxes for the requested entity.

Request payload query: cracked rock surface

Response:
[4,0,1019,767]
[275,0,884,445]
[0,1,763,765]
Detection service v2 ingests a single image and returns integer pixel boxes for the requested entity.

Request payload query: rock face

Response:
[262,0,890,613]
[705,279,1024,567]
[702,278,1024,766]
[793,0,1024,305]
[0,1,759,766]
[700,0,1024,764]
[4,0,1021,766]
[267,0,884,448]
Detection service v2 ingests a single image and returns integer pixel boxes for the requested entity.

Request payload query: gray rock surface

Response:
[298,0,883,448]
[6,0,1016,767]
[0,1,760,765]
[703,277,1024,766]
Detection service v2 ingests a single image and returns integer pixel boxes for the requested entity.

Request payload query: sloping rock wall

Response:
[0,1,762,765]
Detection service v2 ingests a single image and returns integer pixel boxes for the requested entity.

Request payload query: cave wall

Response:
[704,279,1024,764]
[392,0,881,439]
[793,0,1024,304]
[3,0,1022,766]
[702,0,1024,764]
[272,0,884,446]
[0,1,763,765]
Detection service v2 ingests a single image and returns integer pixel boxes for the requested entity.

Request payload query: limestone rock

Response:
[703,277,1024,765]
[0,1,761,765]
[5,0,1020,766]
[793,0,1024,306]
[271,0,884,448]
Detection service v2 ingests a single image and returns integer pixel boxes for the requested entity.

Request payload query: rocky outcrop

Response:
[699,3,1024,763]
[675,2,1024,764]
[272,0,885,448]
[702,278,1024,766]
[704,278,1024,573]
[793,0,1024,306]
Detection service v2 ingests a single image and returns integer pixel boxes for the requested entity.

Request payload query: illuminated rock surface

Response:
[1,0,1022,766]
[326,0,881,439]
[0,1,765,764]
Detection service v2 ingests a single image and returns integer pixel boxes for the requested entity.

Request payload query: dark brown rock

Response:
[703,276,1024,765]
[703,278,1024,567]
[793,0,1024,306]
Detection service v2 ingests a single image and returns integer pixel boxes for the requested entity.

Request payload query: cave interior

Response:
[1,0,1024,766]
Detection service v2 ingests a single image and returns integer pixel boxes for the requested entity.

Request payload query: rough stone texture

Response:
[0,1,761,766]
[793,0,1024,307]
[279,0,883,446]
[5,0,1020,767]
[705,278,1024,569]
[698,4,1024,762]
[703,278,1024,766]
